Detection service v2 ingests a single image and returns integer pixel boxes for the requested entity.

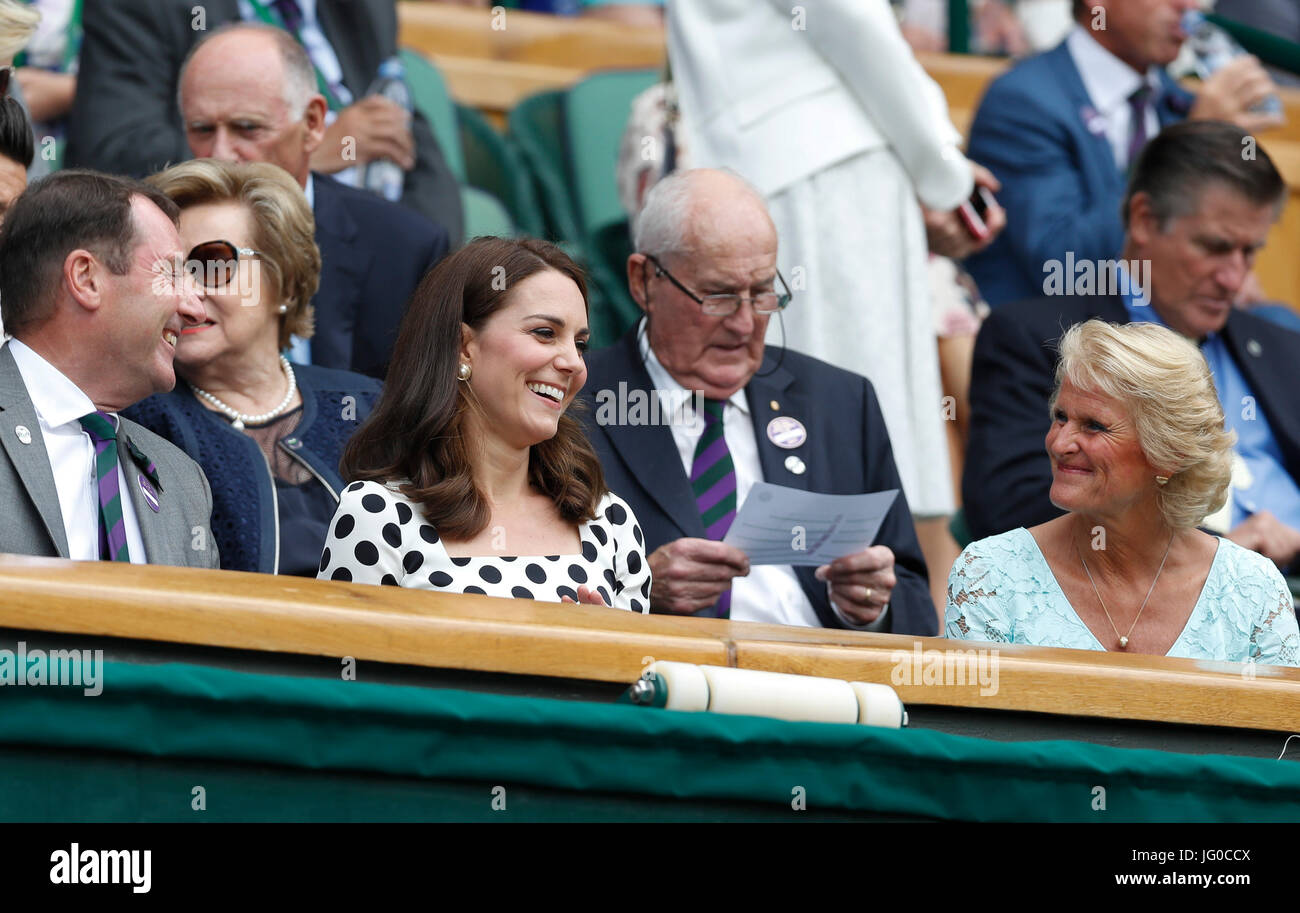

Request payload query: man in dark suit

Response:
[965,0,1280,307]
[964,121,1300,569]
[66,0,463,243]
[580,169,935,635]
[178,24,448,379]
[0,171,219,567]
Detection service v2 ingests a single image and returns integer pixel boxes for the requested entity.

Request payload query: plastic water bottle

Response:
[363,57,411,202]
[1181,10,1283,118]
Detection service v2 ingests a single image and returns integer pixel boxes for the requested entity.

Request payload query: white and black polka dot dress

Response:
[317,480,652,613]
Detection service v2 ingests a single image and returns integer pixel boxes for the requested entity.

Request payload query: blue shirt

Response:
[1121,278,1300,530]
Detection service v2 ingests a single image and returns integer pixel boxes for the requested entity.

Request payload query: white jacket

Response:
[667,0,972,209]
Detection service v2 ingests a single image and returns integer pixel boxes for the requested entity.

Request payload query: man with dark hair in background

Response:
[0,170,220,566]
[966,0,1282,307]
[964,121,1300,571]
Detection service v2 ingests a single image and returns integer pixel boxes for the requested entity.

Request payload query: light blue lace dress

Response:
[946,528,1300,666]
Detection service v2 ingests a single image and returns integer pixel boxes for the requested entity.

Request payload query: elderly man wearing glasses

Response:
[580,168,936,634]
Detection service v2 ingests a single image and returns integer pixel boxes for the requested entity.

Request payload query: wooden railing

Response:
[3,554,1297,733]
[397,2,1300,309]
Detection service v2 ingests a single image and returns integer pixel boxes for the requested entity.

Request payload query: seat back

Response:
[457,103,545,237]
[507,89,584,244]
[398,48,467,182]
[563,68,658,243]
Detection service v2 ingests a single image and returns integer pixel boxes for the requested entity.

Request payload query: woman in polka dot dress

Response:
[318,238,651,613]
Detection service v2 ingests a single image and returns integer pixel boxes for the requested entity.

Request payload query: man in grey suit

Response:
[0,170,220,567]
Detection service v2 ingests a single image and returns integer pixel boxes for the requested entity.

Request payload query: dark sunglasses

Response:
[185,240,263,289]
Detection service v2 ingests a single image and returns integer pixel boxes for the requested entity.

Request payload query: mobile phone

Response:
[957,186,997,242]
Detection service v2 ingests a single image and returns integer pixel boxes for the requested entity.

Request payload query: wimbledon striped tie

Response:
[77,411,131,563]
[691,398,736,617]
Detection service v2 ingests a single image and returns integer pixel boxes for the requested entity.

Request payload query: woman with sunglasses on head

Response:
[124,159,381,575]
[317,237,651,612]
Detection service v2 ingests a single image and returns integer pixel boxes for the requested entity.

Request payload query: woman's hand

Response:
[561,586,608,607]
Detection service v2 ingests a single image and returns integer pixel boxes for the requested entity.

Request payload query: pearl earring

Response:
[277,304,288,314]
[457,363,472,381]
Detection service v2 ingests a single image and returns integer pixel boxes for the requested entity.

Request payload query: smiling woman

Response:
[947,319,1299,665]
[319,238,651,612]
[123,159,383,577]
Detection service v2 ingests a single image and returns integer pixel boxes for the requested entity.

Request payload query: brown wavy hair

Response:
[340,237,607,539]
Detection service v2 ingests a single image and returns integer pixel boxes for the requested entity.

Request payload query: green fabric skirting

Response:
[1,660,1298,822]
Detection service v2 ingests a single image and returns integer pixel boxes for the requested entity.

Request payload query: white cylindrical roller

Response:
[850,681,907,729]
[700,666,862,724]
[645,661,710,712]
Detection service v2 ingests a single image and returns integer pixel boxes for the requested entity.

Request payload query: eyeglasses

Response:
[644,253,791,316]
[186,240,263,289]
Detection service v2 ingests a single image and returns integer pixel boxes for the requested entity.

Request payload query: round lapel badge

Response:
[784,455,806,475]
[766,416,807,449]
[15,425,31,445]
[139,475,160,513]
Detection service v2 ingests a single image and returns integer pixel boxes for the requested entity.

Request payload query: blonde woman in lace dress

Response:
[947,320,1298,665]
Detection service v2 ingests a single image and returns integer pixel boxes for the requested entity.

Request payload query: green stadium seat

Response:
[398,48,467,183]
[563,69,659,341]
[507,89,584,246]
[461,185,517,239]
[457,103,544,237]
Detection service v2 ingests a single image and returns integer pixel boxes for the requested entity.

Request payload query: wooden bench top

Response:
[3,554,1296,733]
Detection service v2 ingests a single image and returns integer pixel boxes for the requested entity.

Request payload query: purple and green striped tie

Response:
[77,411,131,563]
[691,398,736,617]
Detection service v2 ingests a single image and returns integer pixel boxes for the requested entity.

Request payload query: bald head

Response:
[627,168,782,400]
[634,168,777,259]
[178,25,326,187]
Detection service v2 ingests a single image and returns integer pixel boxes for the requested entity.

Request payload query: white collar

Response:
[304,172,315,209]
[636,318,749,415]
[5,338,105,431]
[1067,24,1164,115]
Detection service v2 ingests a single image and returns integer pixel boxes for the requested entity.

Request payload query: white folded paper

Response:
[722,483,900,566]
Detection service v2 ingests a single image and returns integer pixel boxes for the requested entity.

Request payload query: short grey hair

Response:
[178,23,319,121]
[632,167,768,259]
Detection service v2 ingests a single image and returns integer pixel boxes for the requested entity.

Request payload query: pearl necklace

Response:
[189,356,297,431]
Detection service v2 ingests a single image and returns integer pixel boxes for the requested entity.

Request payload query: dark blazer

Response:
[123,364,382,574]
[311,172,447,379]
[965,41,1193,307]
[580,329,936,636]
[963,294,1300,540]
[0,345,220,568]
[67,0,463,242]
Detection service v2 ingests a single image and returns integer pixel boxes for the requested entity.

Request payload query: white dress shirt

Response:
[7,340,148,563]
[1067,24,1164,172]
[638,325,887,630]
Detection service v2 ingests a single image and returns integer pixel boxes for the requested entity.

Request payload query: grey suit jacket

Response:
[0,346,220,568]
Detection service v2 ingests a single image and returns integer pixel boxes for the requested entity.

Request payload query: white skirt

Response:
[767,148,954,516]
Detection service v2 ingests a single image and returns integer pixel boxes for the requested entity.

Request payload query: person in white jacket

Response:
[667,0,1004,609]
